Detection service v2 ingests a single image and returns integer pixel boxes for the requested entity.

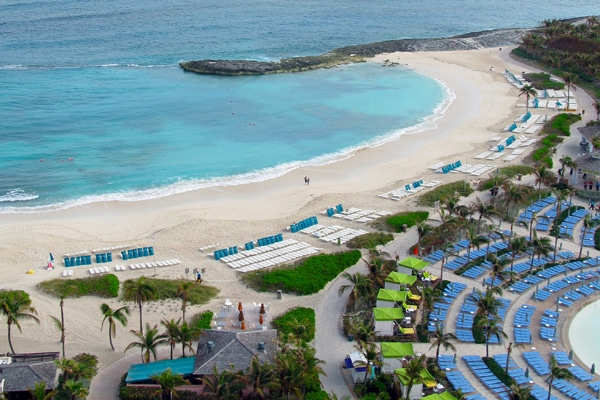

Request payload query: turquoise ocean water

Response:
[2,0,600,212]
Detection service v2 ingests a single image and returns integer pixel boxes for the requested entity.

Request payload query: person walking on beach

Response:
[307,177,310,185]
[304,176,308,185]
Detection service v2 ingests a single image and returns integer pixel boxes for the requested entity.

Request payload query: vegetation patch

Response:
[523,72,564,90]
[482,357,517,389]
[384,211,429,232]
[189,310,214,330]
[241,250,361,295]
[272,307,316,342]
[120,278,219,305]
[346,232,394,249]
[38,274,120,298]
[417,182,474,207]
[544,113,581,137]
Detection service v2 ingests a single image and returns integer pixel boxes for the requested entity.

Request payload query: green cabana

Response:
[422,392,458,400]
[376,289,408,308]
[373,307,405,337]
[398,256,429,271]
[380,342,414,358]
[394,367,437,398]
[385,271,417,291]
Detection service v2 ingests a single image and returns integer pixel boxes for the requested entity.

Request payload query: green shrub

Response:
[346,232,394,249]
[305,390,331,400]
[37,274,120,298]
[523,72,565,90]
[482,357,516,389]
[72,353,99,380]
[272,307,316,342]
[547,113,581,136]
[121,278,219,305]
[385,212,429,232]
[497,165,534,178]
[241,250,361,295]
[417,182,474,207]
[189,310,214,330]
[119,386,156,400]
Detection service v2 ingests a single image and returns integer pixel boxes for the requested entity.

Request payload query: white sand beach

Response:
[0,47,586,385]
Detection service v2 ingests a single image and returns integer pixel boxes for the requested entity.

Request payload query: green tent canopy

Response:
[421,392,458,400]
[385,271,417,286]
[376,289,409,303]
[380,342,414,358]
[395,367,436,388]
[373,307,405,321]
[398,256,430,271]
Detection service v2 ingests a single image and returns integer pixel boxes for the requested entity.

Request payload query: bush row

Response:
[272,307,316,342]
[37,274,120,298]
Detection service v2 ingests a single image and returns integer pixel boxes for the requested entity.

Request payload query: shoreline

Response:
[0,46,578,382]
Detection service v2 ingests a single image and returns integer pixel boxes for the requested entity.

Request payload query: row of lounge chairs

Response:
[128,259,181,270]
[378,181,441,201]
[462,355,510,400]
[298,224,368,244]
[328,208,391,222]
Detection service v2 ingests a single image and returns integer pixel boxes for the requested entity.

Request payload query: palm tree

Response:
[503,183,528,215]
[348,318,376,343]
[123,276,157,331]
[338,272,373,310]
[283,316,313,345]
[0,289,40,354]
[579,214,594,258]
[245,355,280,400]
[275,351,307,399]
[472,287,502,319]
[546,355,573,400]
[50,286,75,359]
[505,342,524,373]
[176,282,193,322]
[421,287,442,328]
[354,340,379,383]
[417,222,433,255]
[161,318,181,360]
[55,358,79,384]
[125,323,168,364]
[563,72,575,109]
[151,368,190,400]
[484,224,504,259]
[558,156,574,180]
[519,84,538,112]
[510,383,532,400]
[593,101,600,121]
[464,226,489,265]
[29,381,55,400]
[429,323,457,362]
[100,303,130,351]
[477,315,507,358]
[177,321,200,357]
[470,198,498,233]
[63,379,88,400]
[202,364,246,400]
[396,354,427,400]
[489,256,512,288]
[529,231,553,274]
[533,164,556,195]
[508,236,529,273]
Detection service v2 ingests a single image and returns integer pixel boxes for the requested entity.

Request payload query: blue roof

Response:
[126,357,195,383]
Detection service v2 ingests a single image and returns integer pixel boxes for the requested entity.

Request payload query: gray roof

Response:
[0,361,58,393]
[574,152,600,176]
[193,329,278,375]
[578,125,600,142]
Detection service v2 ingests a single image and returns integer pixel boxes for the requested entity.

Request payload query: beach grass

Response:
[37,274,119,298]
[241,250,361,295]
[120,278,219,305]
[271,307,315,342]
[417,182,474,207]
[346,232,395,249]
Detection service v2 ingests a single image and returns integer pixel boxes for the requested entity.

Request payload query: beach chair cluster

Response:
[92,244,132,253]
[503,69,529,89]
[462,355,511,399]
[218,239,319,273]
[323,204,344,217]
[513,304,535,344]
[580,226,597,248]
[438,355,478,396]
[542,89,578,111]
[330,208,392,222]
[94,252,113,264]
[301,224,368,244]
[452,163,495,176]
[289,216,319,233]
[121,246,154,260]
[128,259,181,270]
[427,281,466,332]
[423,249,444,263]
[214,246,239,260]
[559,209,589,237]
[64,255,92,267]
[552,379,595,399]
[439,160,461,174]
[378,180,441,201]
[517,196,555,221]
[523,351,552,375]
[493,354,533,385]
[61,269,74,277]
[88,266,112,275]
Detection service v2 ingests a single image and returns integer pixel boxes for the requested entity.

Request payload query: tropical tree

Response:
[470,198,498,233]
[593,101,600,121]
[546,355,573,400]
[201,364,246,400]
[55,358,79,384]
[505,342,524,373]
[417,222,433,255]
[245,355,280,400]
[477,314,507,358]
[50,286,75,359]
[354,340,379,383]
[348,317,377,343]
[519,84,538,112]
[396,354,427,400]
[161,318,181,360]
[472,287,502,319]
[29,381,55,400]
[421,287,442,328]
[503,183,528,215]
[151,368,190,400]
[563,72,575,109]
[508,236,530,273]
[579,214,594,258]
[177,321,200,357]
[429,323,457,363]
[510,383,532,400]
[125,323,168,364]
[464,226,489,265]
[558,156,574,180]
[63,379,88,400]
[484,224,504,259]
[176,282,193,322]
[0,289,40,354]
[275,351,307,399]
[282,316,313,345]
[337,272,373,310]
[488,256,513,288]
[533,164,556,195]
[100,303,130,351]
[123,276,157,331]
[529,231,553,274]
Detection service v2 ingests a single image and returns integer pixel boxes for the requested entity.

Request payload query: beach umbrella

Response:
[241,320,246,330]
[524,367,529,378]
[260,303,266,315]
[569,349,573,360]
[591,363,596,375]
[259,313,264,325]
[238,301,243,312]
[453,353,457,363]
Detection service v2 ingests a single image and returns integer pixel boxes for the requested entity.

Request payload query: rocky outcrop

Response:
[180,28,532,76]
